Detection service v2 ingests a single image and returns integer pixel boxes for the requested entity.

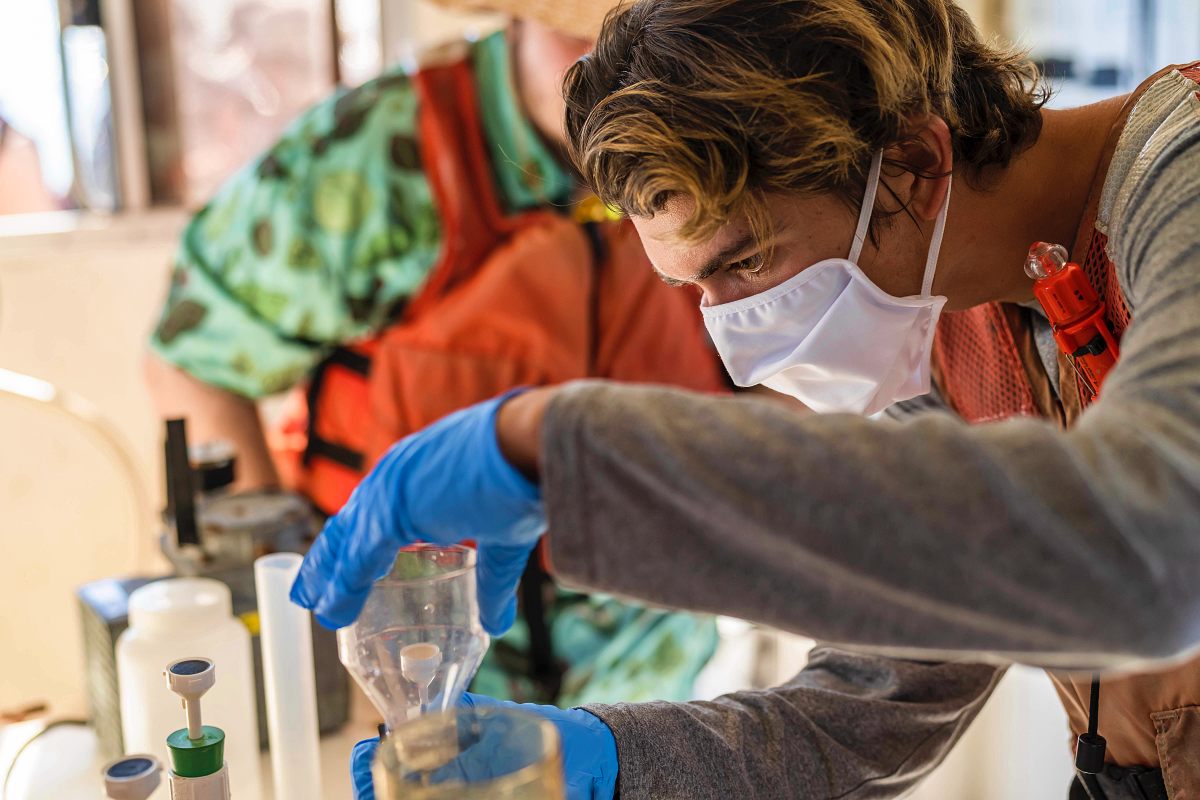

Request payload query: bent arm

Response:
[543,383,1186,665]
[541,120,1200,667]
[584,648,1003,800]
[143,353,280,491]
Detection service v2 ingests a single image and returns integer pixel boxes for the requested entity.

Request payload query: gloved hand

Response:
[290,390,545,634]
[350,693,619,800]
[350,733,379,800]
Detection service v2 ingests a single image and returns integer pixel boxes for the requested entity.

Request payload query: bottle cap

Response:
[127,578,231,636]
[102,754,162,800]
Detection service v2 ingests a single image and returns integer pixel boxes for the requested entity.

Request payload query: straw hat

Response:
[427,0,627,40]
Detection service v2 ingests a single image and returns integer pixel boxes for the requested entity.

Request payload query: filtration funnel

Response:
[338,545,489,730]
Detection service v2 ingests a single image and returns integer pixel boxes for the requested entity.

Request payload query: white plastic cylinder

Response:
[254,553,323,800]
[116,579,262,800]
[169,762,230,800]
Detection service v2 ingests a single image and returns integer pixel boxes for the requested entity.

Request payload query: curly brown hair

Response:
[563,0,1049,244]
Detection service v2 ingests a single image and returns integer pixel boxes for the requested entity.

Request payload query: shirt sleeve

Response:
[150,71,441,398]
[582,648,1003,800]
[541,97,1200,669]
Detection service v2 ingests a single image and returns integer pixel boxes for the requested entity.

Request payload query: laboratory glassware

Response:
[338,545,489,730]
[116,578,263,800]
[255,553,323,800]
[373,705,566,800]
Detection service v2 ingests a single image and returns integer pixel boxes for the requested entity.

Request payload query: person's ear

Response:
[907,116,953,222]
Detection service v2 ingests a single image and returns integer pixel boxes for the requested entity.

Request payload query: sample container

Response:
[374,705,566,799]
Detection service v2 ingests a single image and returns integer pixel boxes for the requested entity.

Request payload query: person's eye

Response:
[726,253,766,277]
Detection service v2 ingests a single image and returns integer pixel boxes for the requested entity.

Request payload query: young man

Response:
[145,3,727,712]
[295,0,1200,798]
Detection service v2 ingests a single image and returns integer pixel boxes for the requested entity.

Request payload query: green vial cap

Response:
[166,726,225,778]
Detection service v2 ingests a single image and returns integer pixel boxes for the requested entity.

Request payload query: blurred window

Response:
[1009,0,1200,107]
[0,0,75,214]
[134,0,338,207]
[0,0,341,218]
[336,0,384,87]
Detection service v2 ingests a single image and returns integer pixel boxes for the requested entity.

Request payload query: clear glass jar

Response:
[373,705,565,800]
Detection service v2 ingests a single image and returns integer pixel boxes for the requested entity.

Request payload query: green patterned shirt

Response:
[150,31,575,398]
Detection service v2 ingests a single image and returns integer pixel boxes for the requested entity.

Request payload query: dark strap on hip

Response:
[303,346,371,471]
[1073,766,1169,800]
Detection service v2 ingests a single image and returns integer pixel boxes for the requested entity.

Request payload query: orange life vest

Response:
[932,63,1200,789]
[934,63,1200,426]
[270,53,728,517]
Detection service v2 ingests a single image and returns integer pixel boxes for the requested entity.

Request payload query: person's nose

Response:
[700,279,759,308]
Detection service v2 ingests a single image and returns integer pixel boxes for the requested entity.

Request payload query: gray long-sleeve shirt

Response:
[592,649,1003,800]
[541,71,1200,797]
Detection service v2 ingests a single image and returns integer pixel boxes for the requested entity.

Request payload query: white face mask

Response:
[701,150,950,416]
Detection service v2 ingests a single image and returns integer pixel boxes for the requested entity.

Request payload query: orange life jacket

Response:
[270,53,728,517]
[932,63,1200,789]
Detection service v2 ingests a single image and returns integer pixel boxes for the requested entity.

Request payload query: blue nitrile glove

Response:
[351,735,379,800]
[349,693,618,800]
[290,390,545,635]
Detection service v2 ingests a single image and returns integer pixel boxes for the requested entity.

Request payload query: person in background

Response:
[144,0,728,714]
[291,0,1200,798]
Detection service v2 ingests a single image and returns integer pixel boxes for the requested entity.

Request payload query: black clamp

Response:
[1076,674,1107,775]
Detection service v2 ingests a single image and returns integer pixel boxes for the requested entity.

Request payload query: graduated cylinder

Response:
[255,553,323,800]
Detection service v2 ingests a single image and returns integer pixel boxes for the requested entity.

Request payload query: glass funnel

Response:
[338,545,489,729]
[373,706,565,800]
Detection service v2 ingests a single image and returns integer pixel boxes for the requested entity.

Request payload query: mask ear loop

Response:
[847,151,884,265]
[920,175,952,299]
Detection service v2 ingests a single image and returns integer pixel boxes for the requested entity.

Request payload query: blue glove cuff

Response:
[459,696,619,800]
[568,709,619,800]
[350,737,380,800]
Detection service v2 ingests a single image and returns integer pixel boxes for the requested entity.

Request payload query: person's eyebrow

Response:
[653,233,760,287]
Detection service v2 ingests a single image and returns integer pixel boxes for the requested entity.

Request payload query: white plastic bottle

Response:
[117,578,263,800]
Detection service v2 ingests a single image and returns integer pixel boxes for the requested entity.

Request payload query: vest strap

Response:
[300,58,513,491]
[302,346,370,470]
[304,435,364,472]
[324,347,371,376]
